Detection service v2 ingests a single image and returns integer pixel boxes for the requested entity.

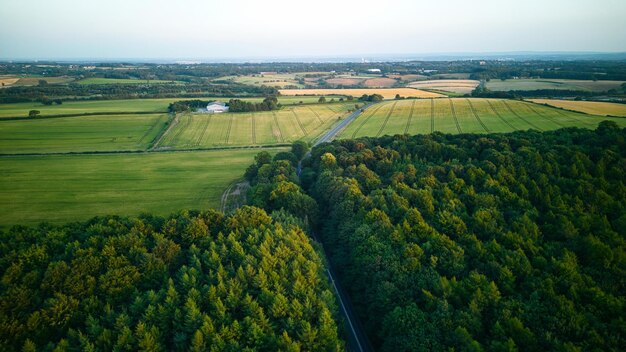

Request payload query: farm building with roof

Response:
[206,101,229,113]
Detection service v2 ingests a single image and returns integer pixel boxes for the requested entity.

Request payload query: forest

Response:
[0,207,344,351]
[281,122,625,351]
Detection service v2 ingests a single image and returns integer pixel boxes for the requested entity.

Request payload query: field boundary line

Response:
[169,113,191,147]
[404,100,416,134]
[503,100,543,131]
[449,99,462,133]
[0,143,293,158]
[466,99,490,132]
[351,104,384,138]
[225,114,234,144]
[272,111,285,142]
[525,103,566,128]
[376,101,397,137]
[251,113,257,144]
[292,109,308,136]
[149,113,178,151]
[527,101,594,127]
[430,99,435,133]
[486,99,516,130]
[196,115,212,147]
[138,114,165,145]
[0,111,165,121]
[308,106,324,124]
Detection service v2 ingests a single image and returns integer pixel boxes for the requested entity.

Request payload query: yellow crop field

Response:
[279,88,444,99]
[0,76,20,86]
[408,80,480,94]
[528,99,626,117]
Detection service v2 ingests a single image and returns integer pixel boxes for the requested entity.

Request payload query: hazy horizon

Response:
[1,0,626,60]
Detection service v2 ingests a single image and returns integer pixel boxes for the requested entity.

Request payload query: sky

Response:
[1,0,625,60]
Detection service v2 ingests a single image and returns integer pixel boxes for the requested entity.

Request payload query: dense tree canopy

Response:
[299,122,626,351]
[0,207,343,351]
[228,97,279,113]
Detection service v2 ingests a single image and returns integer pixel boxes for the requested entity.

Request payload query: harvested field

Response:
[12,76,76,86]
[279,88,444,99]
[363,78,397,87]
[528,99,626,117]
[387,74,426,81]
[408,79,480,94]
[0,76,20,86]
[325,78,364,86]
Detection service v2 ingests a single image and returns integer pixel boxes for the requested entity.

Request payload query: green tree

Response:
[291,141,309,160]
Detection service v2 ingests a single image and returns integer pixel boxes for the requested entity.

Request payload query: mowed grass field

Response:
[0,114,169,154]
[485,79,625,92]
[0,96,347,118]
[528,99,626,117]
[0,148,284,226]
[338,98,626,139]
[279,88,444,99]
[158,103,353,148]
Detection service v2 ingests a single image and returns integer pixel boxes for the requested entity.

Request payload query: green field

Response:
[485,79,625,92]
[77,78,182,85]
[0,148,284,226]
[3,97,622,226]
[339,98,626,138]
[0,114,169,154]
[158,103,354,148]
[0,96,348,118]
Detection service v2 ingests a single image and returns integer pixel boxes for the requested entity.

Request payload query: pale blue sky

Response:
[1,0,625,59]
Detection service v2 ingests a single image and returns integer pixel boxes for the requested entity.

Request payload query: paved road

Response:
[311,230,375,352]
[298,103,377,351]
[297,103,374,176]
[313,103,373,147]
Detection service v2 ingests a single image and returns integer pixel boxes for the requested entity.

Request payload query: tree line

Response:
[0,83,277,104]
[227,97,280,113]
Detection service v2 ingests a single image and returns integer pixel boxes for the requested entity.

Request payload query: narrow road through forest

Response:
[298,103,377,352]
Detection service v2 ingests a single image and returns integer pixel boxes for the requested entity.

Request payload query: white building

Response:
[367,68,381,73]
[206,101,229,113]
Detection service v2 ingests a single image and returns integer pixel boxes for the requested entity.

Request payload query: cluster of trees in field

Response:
[168,99,214,113]
[0,208,344,351]
[227,97,280,113]
[358,94,384,102]
[285,123,625,351]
